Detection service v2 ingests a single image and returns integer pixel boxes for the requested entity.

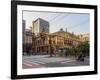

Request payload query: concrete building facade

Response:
[23,18,89,56]
[32,18,49,35]
[22,20,26,44]
[79,33,90,42]
[23,29,35,55]
[32,30,80,55]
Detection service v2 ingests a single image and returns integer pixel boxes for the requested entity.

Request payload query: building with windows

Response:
[23,29,35,55]
[78,33,90,42]
[32,32,49,55]
[32,18,49,35]
[23,18,88,56]
[22,20,26,44]
[23,18,49,55]
[32,30,80,55]
[50,31,80,55]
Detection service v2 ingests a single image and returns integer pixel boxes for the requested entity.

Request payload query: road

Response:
[22,55,89,69]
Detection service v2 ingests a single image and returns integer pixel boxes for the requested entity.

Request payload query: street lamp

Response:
[49,35,52,57]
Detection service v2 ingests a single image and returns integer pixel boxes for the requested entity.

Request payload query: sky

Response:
[23,10,90,35]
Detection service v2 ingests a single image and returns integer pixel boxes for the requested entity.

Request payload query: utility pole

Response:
[66,28,67,32]
[49,35,52,57]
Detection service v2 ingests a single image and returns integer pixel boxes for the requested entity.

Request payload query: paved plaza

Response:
[22,55,89,69]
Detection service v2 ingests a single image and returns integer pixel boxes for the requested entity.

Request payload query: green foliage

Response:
[67,41,89,56]
[67,47,79,56]
[77,42,89,56]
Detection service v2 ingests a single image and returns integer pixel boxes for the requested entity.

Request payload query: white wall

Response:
[0,0,99,80]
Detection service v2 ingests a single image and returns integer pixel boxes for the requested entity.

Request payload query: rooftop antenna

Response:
[72,31,74,35]
[66,28,67,32]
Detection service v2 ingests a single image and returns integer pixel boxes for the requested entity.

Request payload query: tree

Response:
[66,42,89,57]
[67,47,79,56]
[77,42,89,56]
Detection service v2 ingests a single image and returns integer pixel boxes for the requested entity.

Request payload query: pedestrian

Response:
[77,52,83,61]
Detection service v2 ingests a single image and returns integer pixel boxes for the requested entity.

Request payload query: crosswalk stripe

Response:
[24,61,41,66]
[23,63,33,67]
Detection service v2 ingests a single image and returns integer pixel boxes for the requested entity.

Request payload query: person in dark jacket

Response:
[77,52,85,61]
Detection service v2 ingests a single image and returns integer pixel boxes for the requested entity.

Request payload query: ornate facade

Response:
[78,33,90,42]
[32,31,80,55]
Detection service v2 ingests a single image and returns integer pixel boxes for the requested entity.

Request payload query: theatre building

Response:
[32,32,49,55]
[32,30,80,55]
[78,33,90,42]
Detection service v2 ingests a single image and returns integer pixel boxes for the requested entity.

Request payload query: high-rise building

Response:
[22,20,26,55]
[22,20,26,44]
[32,18,49,35]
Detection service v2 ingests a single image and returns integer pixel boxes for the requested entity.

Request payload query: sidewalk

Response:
[23,55,76,64]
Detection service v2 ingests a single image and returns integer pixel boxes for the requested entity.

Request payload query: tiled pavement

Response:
[22,55,89,69]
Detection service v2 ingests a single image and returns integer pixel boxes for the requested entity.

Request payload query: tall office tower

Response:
[32,18,49,35]
[22,20,26,42]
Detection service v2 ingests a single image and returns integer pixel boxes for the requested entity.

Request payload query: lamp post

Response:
[49,35,52,57]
